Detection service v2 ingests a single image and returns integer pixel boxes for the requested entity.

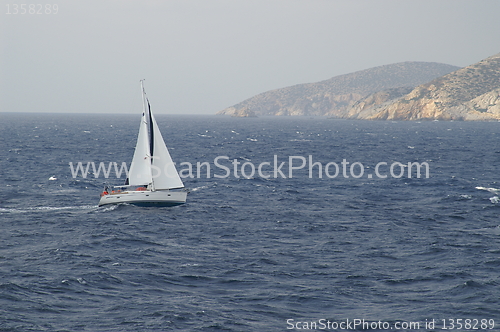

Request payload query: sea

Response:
[1,113,499,332]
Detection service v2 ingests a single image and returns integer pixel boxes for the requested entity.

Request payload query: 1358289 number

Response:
[6,4,59,14]
[441,319,495,330]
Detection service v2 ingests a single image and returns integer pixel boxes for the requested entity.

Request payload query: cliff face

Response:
[217,62,460,117]
[351,53,500,120]
[223,107,257,117]
[346,87,413,119]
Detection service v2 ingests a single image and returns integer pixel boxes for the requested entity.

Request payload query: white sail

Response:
[150,111,184,190]
[127,110,153,186]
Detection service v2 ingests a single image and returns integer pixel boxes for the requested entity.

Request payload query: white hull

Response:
[98,190,187,207]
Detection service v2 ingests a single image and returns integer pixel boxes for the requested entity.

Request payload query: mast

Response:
[141,80,156,191]
[140,79,147,122]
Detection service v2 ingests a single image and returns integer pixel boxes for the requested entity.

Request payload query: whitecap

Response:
[476,186,500,194]
[191,185,208,192]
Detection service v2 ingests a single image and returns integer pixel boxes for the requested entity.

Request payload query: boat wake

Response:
[93,204,121,212]
[0,205,98,214]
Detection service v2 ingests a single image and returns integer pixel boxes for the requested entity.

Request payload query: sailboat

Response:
[98,80,187,207]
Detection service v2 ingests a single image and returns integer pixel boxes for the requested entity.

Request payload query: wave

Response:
[475,186,500,204]
[288,139,312,142]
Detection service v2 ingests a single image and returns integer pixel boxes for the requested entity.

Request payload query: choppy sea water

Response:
[1,113,500,331]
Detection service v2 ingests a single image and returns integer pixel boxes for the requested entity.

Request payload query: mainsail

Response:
[128,109,152,186]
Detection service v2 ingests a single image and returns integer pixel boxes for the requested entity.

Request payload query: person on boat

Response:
[101,185,109,197]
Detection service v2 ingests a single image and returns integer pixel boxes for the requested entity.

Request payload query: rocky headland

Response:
[218,53,500,120]
[349,53,500,120]
[217,62,459,118]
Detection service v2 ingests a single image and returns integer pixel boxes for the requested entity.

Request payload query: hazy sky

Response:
[1,0,500,115]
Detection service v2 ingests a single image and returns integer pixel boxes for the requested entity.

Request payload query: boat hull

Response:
[98,190,187,207]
